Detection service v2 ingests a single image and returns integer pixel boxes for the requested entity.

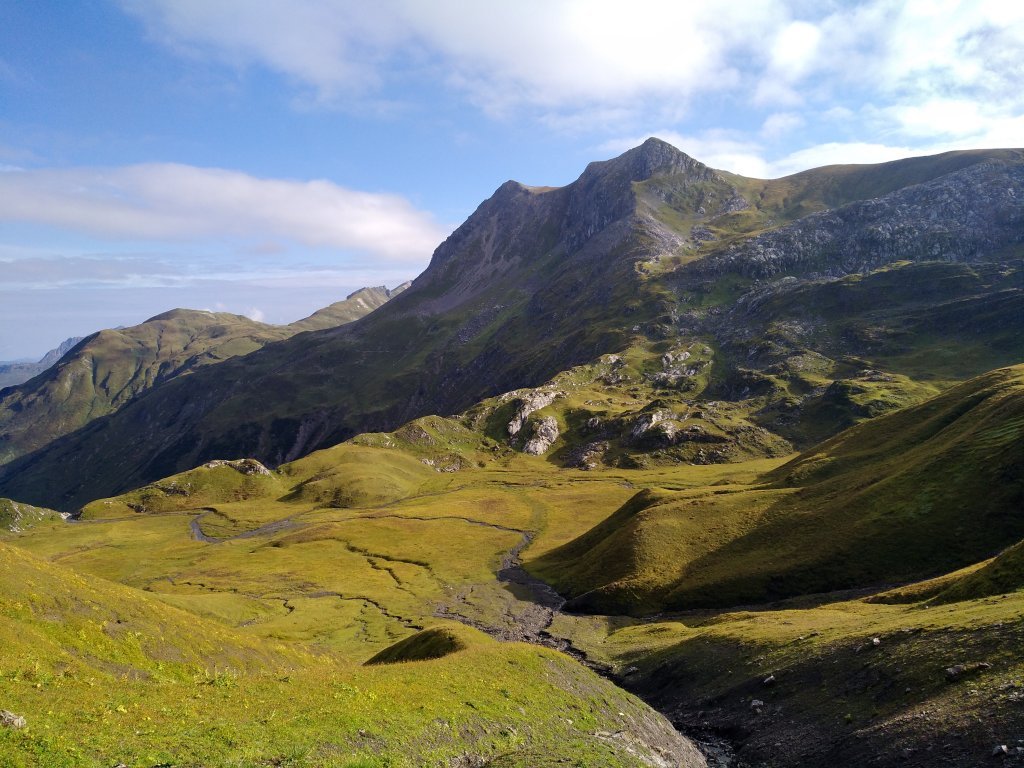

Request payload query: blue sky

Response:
[1,1,1022,359]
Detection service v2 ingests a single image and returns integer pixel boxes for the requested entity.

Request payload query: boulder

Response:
[523,417,560,456]
[0,710,25,729]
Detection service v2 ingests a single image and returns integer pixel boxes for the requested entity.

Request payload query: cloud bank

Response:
[117,0,1024,178]
[0,163,445,261]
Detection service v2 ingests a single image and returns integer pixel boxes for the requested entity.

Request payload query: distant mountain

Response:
[2,139,1022,511]
[0,336,84,388]
[289,282,410,332]
[0,285,405,469]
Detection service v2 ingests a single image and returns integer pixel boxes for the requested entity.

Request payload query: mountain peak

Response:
[580,137,716,186]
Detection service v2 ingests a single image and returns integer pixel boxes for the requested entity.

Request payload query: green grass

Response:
[532,364,1024,613]
[0,498,63,532]
[542,565,1024,766]
[4,358,1024,766]
[0,288,399,471]
[0,543,692,768]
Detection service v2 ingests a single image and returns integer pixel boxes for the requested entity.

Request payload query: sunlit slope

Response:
[0,540,702,768]
[535,364,1024,613]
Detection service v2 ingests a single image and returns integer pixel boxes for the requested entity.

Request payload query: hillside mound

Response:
[365,625,478,665]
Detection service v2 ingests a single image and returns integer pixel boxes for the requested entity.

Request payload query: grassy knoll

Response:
[0,542,700,768]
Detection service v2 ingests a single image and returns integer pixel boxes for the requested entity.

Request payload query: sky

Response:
[1,1,1022,360]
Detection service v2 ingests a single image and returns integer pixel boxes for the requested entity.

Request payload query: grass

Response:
[3,357,1024,765]
[2,146,1024,766]
[531,363,1024,614]
[0,542,690,768]
[0,499,63,532]
[543,574,1024,766]
[0,291,398,471]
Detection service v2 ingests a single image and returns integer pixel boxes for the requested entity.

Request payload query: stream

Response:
[186,507,738,764]
[439,528,738,768]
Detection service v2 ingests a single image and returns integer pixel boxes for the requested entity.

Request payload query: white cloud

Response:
[119,0,1024,146]
[754,20,823,105]
[766,142,921,177]
[761,112,805,139]
[246,306,266,322]
[122,0,788,117]
[886,98,991,138]
[121,0,408,99]
[0,163,445,262]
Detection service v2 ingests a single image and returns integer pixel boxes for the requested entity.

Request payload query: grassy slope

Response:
[288,285,405,332]
[546,579,1024,767]
[533,364,1024,614]
[0,498,64,533]
[3,357,1024,765]
[0,288,399,468]
[0,541,699,768]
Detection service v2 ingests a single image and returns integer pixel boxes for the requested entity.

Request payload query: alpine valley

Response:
[1,138,1023,768]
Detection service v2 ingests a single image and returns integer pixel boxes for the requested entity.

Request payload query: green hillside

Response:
[3,140,1024,767]
[533,363,1024,614]
[0,286,402,467]
[0,541,702,767]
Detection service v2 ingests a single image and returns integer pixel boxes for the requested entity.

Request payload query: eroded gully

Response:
[436,525,737,768]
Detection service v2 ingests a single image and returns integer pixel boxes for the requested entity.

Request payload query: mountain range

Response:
[1,139,1022,768]
[0,284,407,469]
[2,140,1022,511]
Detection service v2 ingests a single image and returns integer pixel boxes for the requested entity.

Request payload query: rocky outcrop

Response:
[523,416,560,455]
[0,498,67,532]
[697,161,1024,280]
[0,710,26,729]
[202,458,272,476]
[507,391,562,437]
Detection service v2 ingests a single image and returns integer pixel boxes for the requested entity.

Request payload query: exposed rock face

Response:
[522,416,560,455]
[507,391,561,437]
[202,458,272,476]
[0,710,26,729]
[419,137,721,311]
[697,161,1024,280]
[630,410,674,443]
[567,440,610,470]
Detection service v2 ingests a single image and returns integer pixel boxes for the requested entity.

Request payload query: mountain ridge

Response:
[0,335,85,389]
[0,284,406,469]
[2,141,1023,511]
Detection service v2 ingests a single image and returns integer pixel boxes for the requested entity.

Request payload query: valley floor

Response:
[4,439,1023,766]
